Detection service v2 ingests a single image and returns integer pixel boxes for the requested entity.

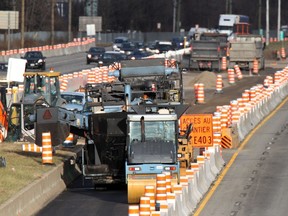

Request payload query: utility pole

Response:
[51,0,55,45]
[176,0,181,32]
[258,0,262,33]
[21,0,25,48]
[266,0,269,45]
[226,0,229,13]
[229,0,232,14]
[277,0,281,41]
[68,0,72,42]
[173,0,176,32]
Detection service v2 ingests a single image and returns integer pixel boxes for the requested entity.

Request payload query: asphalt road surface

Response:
[36,54,288,216]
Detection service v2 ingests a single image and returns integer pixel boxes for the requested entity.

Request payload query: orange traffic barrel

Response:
[227,68,235,84]
[234,65,243,80]
[253,59,259,74]
[42,132,53,164]
[63,133,74,147]
[215,75,223,93]
[139,196,150,215]
[128,205,139,216]
[197,83,205,104]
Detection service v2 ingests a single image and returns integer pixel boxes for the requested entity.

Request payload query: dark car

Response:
[86,47,105,65]
[128,50,153,60]
[98,51,128,67]
[0,62,8,72]
[21,51,46,71]
[118,42,135,55]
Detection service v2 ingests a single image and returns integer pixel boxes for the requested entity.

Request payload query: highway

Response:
[36,52,288,216]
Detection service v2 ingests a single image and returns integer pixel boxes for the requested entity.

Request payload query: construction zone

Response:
[1,37,288,215]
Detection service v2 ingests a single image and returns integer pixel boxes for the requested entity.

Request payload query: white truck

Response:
[218,14,249,37]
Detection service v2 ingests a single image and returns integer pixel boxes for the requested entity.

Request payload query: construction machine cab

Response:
[22,71,65,107]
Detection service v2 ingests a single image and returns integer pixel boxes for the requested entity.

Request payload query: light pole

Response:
[277,0,281,41]
[266,0,269,45]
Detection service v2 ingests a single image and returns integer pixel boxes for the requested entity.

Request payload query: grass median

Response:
[0,142,80,205]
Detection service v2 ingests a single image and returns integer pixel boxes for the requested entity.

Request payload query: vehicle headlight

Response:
[99,61,103,64]
[87,54,92,58]
[38,59,43,63]
[131,57,135,60]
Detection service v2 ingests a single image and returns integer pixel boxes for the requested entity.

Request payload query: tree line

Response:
[0,0,286,34]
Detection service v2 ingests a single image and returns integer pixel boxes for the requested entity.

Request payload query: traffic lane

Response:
[197,97,288,216]
[45,52,94,74]
[36,177,128,216]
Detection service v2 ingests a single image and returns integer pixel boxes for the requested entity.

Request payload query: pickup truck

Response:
[189,33,228,71]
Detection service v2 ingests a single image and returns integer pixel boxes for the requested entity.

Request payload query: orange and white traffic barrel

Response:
[139,196,150,215]
[128,205,139,216]
[234,65,243,80]
[253,59,259,74]
[227,68,235,84]
[197,83,205,104]
[63,133,74,147]
[215,75,223,93]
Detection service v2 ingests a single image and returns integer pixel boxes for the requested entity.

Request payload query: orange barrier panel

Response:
[22,144,42,152]
[197,83,205,104]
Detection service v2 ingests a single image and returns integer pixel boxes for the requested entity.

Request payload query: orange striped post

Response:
[42,132,53,164]
[128,205,139,216]
[281,47,286,59]
[221,56,227,71]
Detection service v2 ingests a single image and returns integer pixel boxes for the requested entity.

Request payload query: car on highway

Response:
[61,91,90,112]
[147,41,175,54]
[98,51,128,67]
[117,42,135,55]
[21,51,46,71]
[127,49,153,60]
[86,47,105,65]
[113,36,129,50]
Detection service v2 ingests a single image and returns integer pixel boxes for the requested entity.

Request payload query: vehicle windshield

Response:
[90,47,104,53]
[129,120,176,143]
[128,120,177,163]
[61,94,84,105]
[25,52,42,58]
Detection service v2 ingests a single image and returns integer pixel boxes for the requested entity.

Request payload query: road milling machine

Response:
[72,59,193,203]
[21,59,194,204]
[7,71,73,146]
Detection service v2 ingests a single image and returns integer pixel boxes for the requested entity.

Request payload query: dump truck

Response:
[228,34,265,71]
[189,32,228,71]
